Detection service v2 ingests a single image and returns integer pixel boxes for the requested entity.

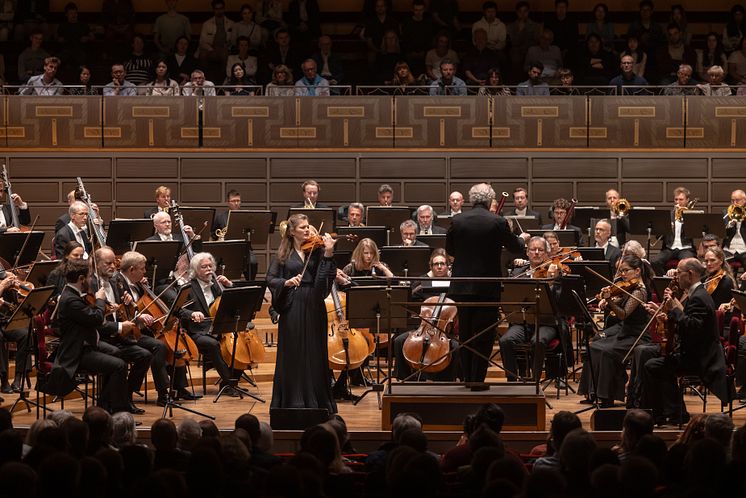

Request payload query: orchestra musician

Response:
[47,241,85,296]
[0,273,31,395]
[651,186,696,276]
[180,252,242,396]
[701,246,735,308]
[578,255,652,408]
[442,191,464,217]
[292,180,329,209]
[447,183,529,383]
[90,247,153,414]
[53,201,92,259]
[399,220,428,247]
[0,177,30,233]
[505,187,543,224]
[148,211,199,246]
[500,236,559,381]
[641,258,730,425]
[41,258,131,414]
[377,184,394,206]
[212,189,242,239]
[144,186,172,219]
[723,189,746,267]
[541,198,583,245]
[346,202,365,227]
[696,233,720,260]
[605,188,629,246]
[415,205,447,235]
[266,214,338,413]
[594,219,621,270]
[341,238,393,278]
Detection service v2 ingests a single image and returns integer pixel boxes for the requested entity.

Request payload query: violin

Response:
[596,278,641,302]
[705,269,725,295]
[531,258,570,279]
[326,283,373,371]
[402,293,456,374]
[301,232,358,253]
[660,279,684,357]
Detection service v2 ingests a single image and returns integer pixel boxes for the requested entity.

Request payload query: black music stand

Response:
[172,207,215,238]
[225,210,276,247]
[24,261,58,287]
[161,284,215,420]
[567,261,613,297]
[628,208,672,256]
[417,234,446,249]
[527,229,579,247]
[570,289,603,415]
[684,213,726,240]
[347,285,410,406]
[210,286,265,403]
[203,240,251,280]
[289,208,335,232]
[575,248,605,260]
[7,285,55,417]
[505,215,539,234]
[132,240,181,284]
[106,220,154,254]
[367,207,411,244]
[573,207,601,234]
[434,215,453,231]
[380,246,430,277]
[0,231,44,267]
[336,226,388,251]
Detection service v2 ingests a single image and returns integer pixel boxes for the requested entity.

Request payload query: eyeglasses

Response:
[618,267,634,273]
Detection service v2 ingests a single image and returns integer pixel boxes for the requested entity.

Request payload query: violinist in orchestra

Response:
[180,252,242,396]
[541,198,583,246]
[651,186,696,276]
[53,201,92,260]
[212,189,241,240]
[266,214,338,413]
[144,186,172,219]
[594,219,621,270]
[90,247,153,414]
[702,246,735,308]
[500,236,559,382]
[47,241,85,296]
[0,272,31,395]
[0,178,30,233]
[341,238,393,279]
[578,255,652,408]
[641,258,730,425]
[448,183,529,383]
[292,180,329,209]
[399,220,428,247]
[116,250,199,404]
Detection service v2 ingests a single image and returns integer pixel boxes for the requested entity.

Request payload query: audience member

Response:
[430,0,460,35]
[265,29,303,80]
[576,33,616,85]
[704,413,735,451]
[586,3,615,52]
[266,64,295,96]
[124,34,153,86]
[295,59,330,96]
[425,31,459,81]
[17,29,49,83]
[723,4,746,54]
[533,411,582,472]
[176,418,202,452]
[621,34,648,78]
[517,61,550,95]
[373,30,403,83]
[463,28,500,86]
[56,2,92,70]
[256,0,285,32]
[153,0,192,56]
[198,0,236,78]
[697,32,727,82]
[524,27,563,82]
[83,406,114,455]
[223,62,256,95]
[627,0,665,60]
[0,0,13,42]
[313,35,344,85]
[111,411,136,449]
[182,69,217,96]
[614,409,654,462]
[235,3,268,51]
[145,58,181,96]
[697,65,731,95]
[663,63,696,95]
[102,0,135,43]
[167,35,197,85]
[507,1,541,82]
[287,0,321,44]
[654,23,697,84]
[609,54,649,93]
[429,59,466,95]
[400,0,433,74]
[472,1,506,53]
[362,0,399,66]
[152,418,189,472]
[544,0,578,61]
[19,56,62,95]
[103,63,137,96]
[478,68,511,95]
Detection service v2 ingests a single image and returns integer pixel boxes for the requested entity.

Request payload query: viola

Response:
[326,283,372,371]
[705,269,725,295]
[402,293,456,374]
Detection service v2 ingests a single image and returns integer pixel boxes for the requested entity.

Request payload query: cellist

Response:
[0,176,31,233]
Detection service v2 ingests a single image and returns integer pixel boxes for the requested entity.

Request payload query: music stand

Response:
[627,208,672,256]
[336,226,388,251]
[24,260,58,287]
[289,208,335,233]
[0,231,44,267]
[132,240,181,284]
[333,251,352,270]
[573,207,601,233]
[505,215,539,234]
[684,213,726,240]
[575,248,605,260]
[172,207,215,239]
[570,289,603,415]
[652,276,673,301]
[106,220,154,254]
[527,229,578,247]
[225,210,276,247]
[203,240,251,280]
[347,285,410,405]
[7,286,55,416]
[380,246,430,277]
[566,261,612,297]
[367,206,411,244]
[210,286,265,403]
[417,234,446,249]
[160,284,215,420]
[435,215,453,231]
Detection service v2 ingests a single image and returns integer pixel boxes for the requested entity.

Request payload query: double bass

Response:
[402,293,456,373]
[326,283,373,371]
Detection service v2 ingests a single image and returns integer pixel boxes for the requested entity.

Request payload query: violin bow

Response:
[622,296,670,364]
[11,215,40,270]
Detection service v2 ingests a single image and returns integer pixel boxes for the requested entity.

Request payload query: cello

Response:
[402,293,457,373]
[326,282,373,371]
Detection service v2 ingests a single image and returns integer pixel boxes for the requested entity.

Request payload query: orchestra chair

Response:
[512,321,573,399]
[718,309,746,416]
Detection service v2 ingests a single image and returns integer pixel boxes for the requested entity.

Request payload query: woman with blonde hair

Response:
[266,64,294,96]
[342,238,393,278]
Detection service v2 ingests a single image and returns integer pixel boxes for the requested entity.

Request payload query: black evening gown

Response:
[267,248,337,413]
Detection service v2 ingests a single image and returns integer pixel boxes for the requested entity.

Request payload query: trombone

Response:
[727,203,746,224]
[611,198,631,217]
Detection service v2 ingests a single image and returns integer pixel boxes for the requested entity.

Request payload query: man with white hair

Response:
[447,183,530,382]
[416,205,447,235]
[182,70,217,96]
[54,200,92,259]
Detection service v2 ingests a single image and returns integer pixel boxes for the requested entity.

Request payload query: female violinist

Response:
[702,247,735,308]
[341,238,394,279]
[46,241,85,296]
[266,214,338,413]
[578,255,653,408]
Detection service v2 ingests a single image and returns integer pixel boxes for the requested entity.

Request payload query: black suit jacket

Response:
[447,205,525,298]
[145,232,203,253]
[540,223,585,247]
[505,207,543,226]
[669,284,729,401]
[212,210,229,238]
[603,244,621,270]
[55,213,71,233]
[179,278,222,337]
[0,203,31,232]
[53,225,92,259]
[418,224,447,235]
[663,209,694,250]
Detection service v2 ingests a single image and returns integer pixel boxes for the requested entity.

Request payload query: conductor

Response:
[447,183,530,383]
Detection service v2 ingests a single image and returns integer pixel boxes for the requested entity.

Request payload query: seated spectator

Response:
[182,70,217,96]
[223,63,256,95]
[102,0,135,43]
[425,31,459,81]
[442,404,505,472]
[103,63,137,96]
[609,54,648,93]
[83,406,114,455]
[153,0,191,56]
[0,0,12,42]
[167,36,197,85]
[723,4,746,54]
[729,36,746,86]
[554,67,580,95]
[576,33,616,85]
[287,0,321,45]
[558,429,597,493]
[524,27,562,82]
[517,61,550,95]
[478,67,511,95]
[463,28,500,86]
[124,34,153,86]
[472,1,506,52]
[17,29,49,83]
[627,0,665,59]
[301,423,351,474]
[388,61,426,92]
[697,65,731,96]
[663,64,696,95]
[19,57,63,95]
[428,59,466,96]
[697,32,727,82]
[144,59,180,96]
[400,0,433,74]
[265,29,303,81]
[362,0,399,66]
[56,2,92,70]
[176,419,201,452]
[366,412,423,471]
[313,35,344,86]
[266,64,295,96]
[507,1,541,82]
[654,23,696,84]
[373,29,403,83]
[703,413,735,450]
[226,36,258,80]
[295,59,330,96]
[256,0,285,32]
[111,412,136,449]
[198,0,236,78]
[586,3,615,52]
[612,409,654,462]
[235,3,267,51]
[544,0,578,62]
[621,34,648,79]
[152,418,189,472]
[69,65,97,95]
[533,411,582,472]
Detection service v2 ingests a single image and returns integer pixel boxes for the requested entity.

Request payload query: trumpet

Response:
[674,197,699,222]
[727,203,746,223]
[611,198,631,217]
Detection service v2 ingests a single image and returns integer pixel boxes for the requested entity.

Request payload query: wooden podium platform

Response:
[382,383,546,431]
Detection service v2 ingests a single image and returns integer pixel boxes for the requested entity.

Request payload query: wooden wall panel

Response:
[621,182,664,202]
[180,183,222,203]
[202,97,296,148]
[394,97,491,148]
[5,96,102,148]
[102,97,198,148]
[621,158,707,178]
[533,158,617,178]
[589,96,684,148]
[360,158,446,178]
[270,158,355,178]
[686,96,746,148]
[116,182,179,202]
[532,182,574,202]
[712,182,739,200]
[181,158,267,178]
[0,99,6,148]
[116,158,179,178]
[225,183,268,203]
[450,158,528,178]
[403,182,447,205]
[493,96,588,148]
[298,96,394,148]
[18,182,61,203]
[61,181,112,202]
[10,157,112,178]
[577,182,619,202]
[712,158,744,177]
